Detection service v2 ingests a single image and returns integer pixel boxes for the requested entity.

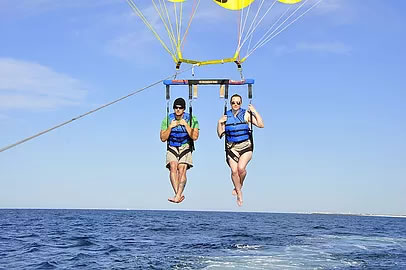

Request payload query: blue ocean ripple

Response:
[1,209,406,269]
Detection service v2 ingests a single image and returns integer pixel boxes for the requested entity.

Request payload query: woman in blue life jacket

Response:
[160,98,199,203]
[217,94,264,206]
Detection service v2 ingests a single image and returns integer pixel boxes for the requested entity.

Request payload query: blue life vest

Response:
[225,109,250,143]
[168,113,191,147]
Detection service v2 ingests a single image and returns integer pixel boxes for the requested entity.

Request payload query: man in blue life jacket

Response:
[217,94,264,206]
[160,98,199,203]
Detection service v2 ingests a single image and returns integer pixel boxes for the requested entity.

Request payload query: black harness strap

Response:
[249,110,254,151]
[167,145,191,160]
[226,147,239,164]
[189,102,195,152]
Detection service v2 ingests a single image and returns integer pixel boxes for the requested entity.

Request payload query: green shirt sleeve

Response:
[191,116,199,129]
[161,117,168,131]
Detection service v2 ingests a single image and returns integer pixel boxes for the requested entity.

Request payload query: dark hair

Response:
[230,94,242,103]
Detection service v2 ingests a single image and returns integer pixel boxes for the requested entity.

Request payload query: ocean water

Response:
[0,209,405,269]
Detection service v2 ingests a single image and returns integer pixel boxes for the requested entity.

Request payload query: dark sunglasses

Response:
[231,101,241,105]
[174,106,184,110]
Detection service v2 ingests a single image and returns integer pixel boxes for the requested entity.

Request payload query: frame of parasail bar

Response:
[163,79,254,101]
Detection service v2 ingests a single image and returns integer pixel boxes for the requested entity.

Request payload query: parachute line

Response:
[246,0,323,59]
[241,0,277,53]
[153,0,177,56]
[239,0,253,52]
[161,0,177,50]
[181,0,200,48]
[246,3,295,57]
[244,0,267,54]
[127,0,178,62]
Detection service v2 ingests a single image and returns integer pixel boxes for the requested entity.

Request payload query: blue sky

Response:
[1,0,405,215]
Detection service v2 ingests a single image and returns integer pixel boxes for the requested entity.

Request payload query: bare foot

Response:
[168,195,185,203]
[236,190,243,207]
[232,189,237,196]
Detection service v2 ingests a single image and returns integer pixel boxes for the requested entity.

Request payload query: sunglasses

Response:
[231,101,241,105]
[174,106,184,110]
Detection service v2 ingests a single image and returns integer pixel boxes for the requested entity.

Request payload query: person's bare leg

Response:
[237,151,252,188]
[169,161,179,193]
[168,161,184,202]
[228,158,243,206]
[172,164,187,203]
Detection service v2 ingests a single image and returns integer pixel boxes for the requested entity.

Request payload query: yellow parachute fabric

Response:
[167,0,186,2]
[213,0,255,11]
[278,0,302,4]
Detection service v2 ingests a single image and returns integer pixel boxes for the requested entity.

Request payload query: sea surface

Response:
[0,209,405,269]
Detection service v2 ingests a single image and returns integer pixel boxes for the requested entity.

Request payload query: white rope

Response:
[237,2,245,52]
[246,2,295,58]
[245,0,323,60]
[240,0,276,52]
[0,67,193,153]
[239,0,253,51]
[245,0,267,54]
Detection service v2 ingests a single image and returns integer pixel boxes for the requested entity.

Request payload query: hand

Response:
[219,115,227,124]
[247,104,257,114]
[178,119,188,126]
[169,120,178,129]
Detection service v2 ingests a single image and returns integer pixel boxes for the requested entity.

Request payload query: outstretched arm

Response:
[245,104,264,128]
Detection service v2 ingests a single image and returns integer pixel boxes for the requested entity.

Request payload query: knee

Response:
[237,166,246,176]
[231,169,239,177]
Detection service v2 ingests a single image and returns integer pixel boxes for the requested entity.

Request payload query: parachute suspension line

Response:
[161,0,178,52]
[245,0,324,60]
[0,66,194,153]
[236,10,242,61]
[178,2,183,47]
[244,0,267,55]
[249,0,307,53]
[243,0,276,54]
[153,0,177,56]
[239,0,253,51]
[173,1,182,55]
[240,0,277,53]
[181,0,200,49]
[127,0,177,63]
[236,2,246,58]
[152,0,177,56]
[245,3,293,57]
